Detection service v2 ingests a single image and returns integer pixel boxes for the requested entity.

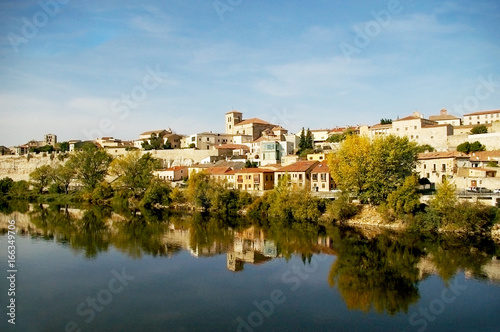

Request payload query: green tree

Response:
[0,177,14,194]
[416,144,435,153]
[364,135,419,204]
[329,135,419,204]
[10,180,29,195]
[67,143,112,191]
[58,141,70,152]
[245,160,258,168]
[457,141,486,153]
[380,118,392,125]
[470,125,488,135]
[298,128,306,152]
[387,175,421,216]
[329,135,371,195]
[140,178,172,208]
[187,171,214,210]
[30,165,53,193]
[110,151,159,196]
[430,178,457,217]
[305,128,313,149]
[51,164,75,194]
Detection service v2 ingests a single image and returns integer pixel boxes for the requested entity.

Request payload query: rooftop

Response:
[277,160,319,172]
[311,160,330,173]
[214,144,250,150]
[463,109,500,116]
[235,118,274,126]
[417,151,469,160]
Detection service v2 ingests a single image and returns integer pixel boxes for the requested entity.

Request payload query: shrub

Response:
[325,194,361,222]
[140,179,172,208]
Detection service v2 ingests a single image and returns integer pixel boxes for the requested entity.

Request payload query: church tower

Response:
[225,110,243,134]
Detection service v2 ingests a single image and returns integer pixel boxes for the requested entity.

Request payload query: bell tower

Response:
[225,110,242,134]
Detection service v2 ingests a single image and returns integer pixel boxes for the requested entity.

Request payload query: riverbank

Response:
[341,205,500,242]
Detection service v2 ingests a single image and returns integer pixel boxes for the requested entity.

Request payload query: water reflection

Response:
[1,203,499,317]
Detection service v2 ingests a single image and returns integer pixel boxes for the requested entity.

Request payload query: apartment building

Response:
[463,109,500,126]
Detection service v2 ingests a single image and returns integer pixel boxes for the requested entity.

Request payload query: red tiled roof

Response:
[277,161,319,172]
[469,151,500,161]
[417,151,469,160]
[393,115,421,122]
[214,144,250,150]
[165,166,187,171]
[429,114,460,121]
[311,160,330,173]
[272,126,287,131]
[235,118,274,126]
[206,166,233,175]
[235,168,274,174]
[140,129,168,136]
[470,167,497,172]
[463,109,500,116]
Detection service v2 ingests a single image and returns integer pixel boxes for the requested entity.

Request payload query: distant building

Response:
[463,109,500,126]
[225,110,276,141]
[274,161,319,189]
[44,133,57,147]
[429,109,461,126]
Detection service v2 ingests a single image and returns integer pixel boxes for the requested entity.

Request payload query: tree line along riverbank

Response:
[0,139,499,238]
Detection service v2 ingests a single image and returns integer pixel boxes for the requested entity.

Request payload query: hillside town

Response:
[1,109,500,199]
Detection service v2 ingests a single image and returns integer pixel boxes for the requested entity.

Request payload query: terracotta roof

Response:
[422,124,452,128]
[310,129,330,132]
[429,114,460,121]
[165,166,187,171]
[235,168,274,174]
[469,151,500,162]
[311,160,330,173]
[235,118,274,126]
[370,123,392,129]
[453,124,492,129]
[226,110,243,114]
[206,166,234,175]
[214,144,250,150]
[277,161,319,172]
[470,167,497,172]
[463,109,500,116]
[140,129,168,136]
[417,151,469,160]
[272,126,287,131]
[393,115,422,122]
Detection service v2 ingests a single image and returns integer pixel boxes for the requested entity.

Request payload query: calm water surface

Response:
[1,205,500,332]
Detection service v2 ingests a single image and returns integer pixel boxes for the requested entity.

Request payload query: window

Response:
[320,173,327,181]
[424,164,426,169]
[442,164,446,171]
[414,126,417,130]
[322,183,325,189]
[433,164,436,171]
[192,137,195,142]
[312,174,318,181]
[299,174,303,180]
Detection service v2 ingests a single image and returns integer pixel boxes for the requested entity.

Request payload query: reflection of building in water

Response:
[227,226,276,272]
[418,255,500,283]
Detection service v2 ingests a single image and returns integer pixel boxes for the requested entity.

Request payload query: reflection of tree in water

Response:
[327,228,421,315]
[419,234,496,283]
[188,213,234,256]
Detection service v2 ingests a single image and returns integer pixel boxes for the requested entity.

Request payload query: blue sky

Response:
[1,0,499,146]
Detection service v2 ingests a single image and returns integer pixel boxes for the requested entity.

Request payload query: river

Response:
[1,203,500,331]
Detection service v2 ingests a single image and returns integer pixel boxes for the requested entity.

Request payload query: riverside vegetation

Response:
[0,137,499,237]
